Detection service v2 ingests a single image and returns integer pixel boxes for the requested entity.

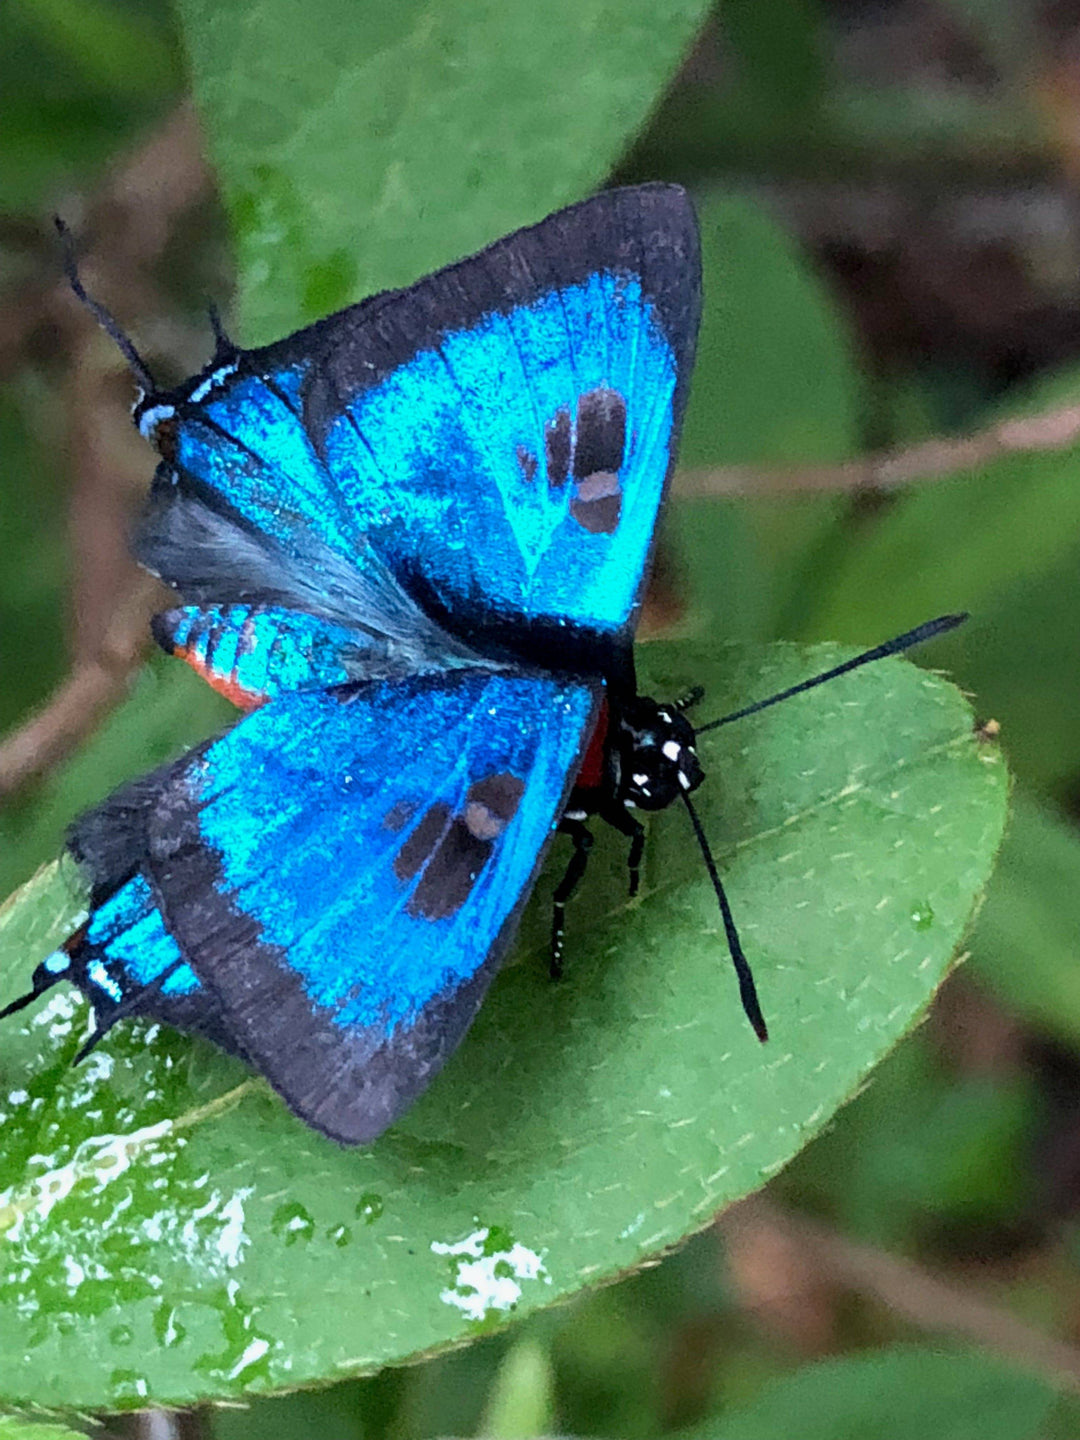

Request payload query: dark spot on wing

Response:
[202,616,223,671]
[399,772,525,920]
[570,471,622,534]
[573,388,626,479]
[407,821,490,920]
[393,801,451,881]
[516,445,538,483]
[383,799,418,833]
[545,408,571,488]
[463,772,524,840]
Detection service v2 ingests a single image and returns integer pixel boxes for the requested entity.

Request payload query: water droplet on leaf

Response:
[356,1192,383,1224]
[910,901,934,931]
[271,1200,315,1245]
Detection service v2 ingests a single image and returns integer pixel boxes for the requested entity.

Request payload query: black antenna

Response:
[682,792,768,1042]
[0,980,50,1022]
[0,923,87,1021]
[207,299,233,358]
[697,613,967,735]
[54,216,157,393]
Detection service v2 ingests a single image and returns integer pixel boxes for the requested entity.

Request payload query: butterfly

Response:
[2,186,963,1144]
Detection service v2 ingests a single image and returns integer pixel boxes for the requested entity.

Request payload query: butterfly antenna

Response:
[71,955,188,1065]
[682,792,768,1043]
[53,216,157,393]
[0,980,50,1021]
[696,613,967,735]
[207,299,234,358]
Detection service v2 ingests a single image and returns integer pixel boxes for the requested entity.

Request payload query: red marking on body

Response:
[173,645,266,712]
[576,698,609,792]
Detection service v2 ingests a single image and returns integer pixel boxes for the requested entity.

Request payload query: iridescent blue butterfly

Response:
[3,187,963,1143]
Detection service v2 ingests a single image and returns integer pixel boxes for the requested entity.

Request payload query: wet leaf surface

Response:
[0,640,1007,1408]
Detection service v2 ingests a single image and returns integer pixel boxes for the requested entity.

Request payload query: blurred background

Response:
[5,0,1080,1435]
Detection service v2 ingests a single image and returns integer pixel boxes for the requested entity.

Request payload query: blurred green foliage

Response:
[2,0,1080,1434]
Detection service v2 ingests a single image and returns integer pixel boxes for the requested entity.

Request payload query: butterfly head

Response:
[132,325,239,454]
[54,216,239,458]
[613,696,704,812]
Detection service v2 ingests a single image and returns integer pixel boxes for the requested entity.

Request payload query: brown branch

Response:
[0,102,210,379]
[0,104,212,799]
[674,403,1080,499]
[720,1196,1080,1393]
[0,575,165,796]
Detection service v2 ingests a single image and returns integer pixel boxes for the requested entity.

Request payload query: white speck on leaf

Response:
[431,1227,550,1321]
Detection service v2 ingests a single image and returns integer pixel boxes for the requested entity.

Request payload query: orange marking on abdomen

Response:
[576,697,609,792]
[173,645,266,711]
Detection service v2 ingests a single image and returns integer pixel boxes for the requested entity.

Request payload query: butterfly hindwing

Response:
[23,760,242,1054]
[140,668,598,1143]
[150,601,470,707]
[139,185,700,673]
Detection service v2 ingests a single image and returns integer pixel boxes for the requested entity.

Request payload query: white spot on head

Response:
[137,403,176,441]
[189,360,239,404]
[678,771,692,789]
[662,740,681,762]
[632,773,649,787]
[658,711,672,723]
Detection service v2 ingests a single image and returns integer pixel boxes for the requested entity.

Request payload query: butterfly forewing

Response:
[140,185,700,676]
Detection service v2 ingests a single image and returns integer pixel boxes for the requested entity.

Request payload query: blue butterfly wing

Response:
[138,185,700,672]
[139,668,598,1143]
[151,602,470,705]
[28,757,243,1055]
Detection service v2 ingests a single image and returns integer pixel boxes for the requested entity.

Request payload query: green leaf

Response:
[793,362,1080,644]
[0,1421,87,1440]
[787,365,1080,789]
[783,1028,1036,1247]
[669,191,861,642]
[173,0,714,344]
[0,392,67,737]
[9,0,179,99]
[680,193,862,469]
[0,660,232,901]
[479,1337,555,1439]
[694,1346,1057,1440]
[0,640,1006,1409]
[968,788,1080,1046]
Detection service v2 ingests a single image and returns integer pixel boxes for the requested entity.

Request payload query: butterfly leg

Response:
[601,803,646,898]
[551,820,594,980]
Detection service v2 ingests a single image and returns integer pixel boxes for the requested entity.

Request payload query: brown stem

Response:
[0,102,210,380]
[0,574,164,796]
[0,104,212,799]
[674,404,1080,498]
[721,1196,1080,1392]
